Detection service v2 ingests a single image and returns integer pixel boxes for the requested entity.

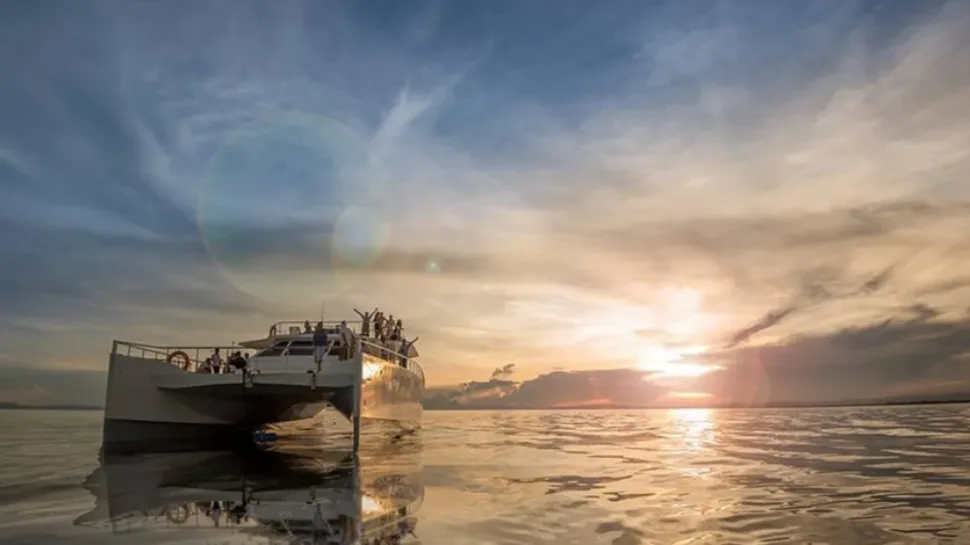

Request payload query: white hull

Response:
[102,337,424,454]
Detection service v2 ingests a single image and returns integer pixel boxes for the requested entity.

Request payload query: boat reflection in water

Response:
[73,436,424,544]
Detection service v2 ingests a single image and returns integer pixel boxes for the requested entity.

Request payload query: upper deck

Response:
[110,315,425,385]
[269,320,362,337]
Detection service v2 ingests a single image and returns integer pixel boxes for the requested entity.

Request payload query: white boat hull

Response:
[101,348,424,453]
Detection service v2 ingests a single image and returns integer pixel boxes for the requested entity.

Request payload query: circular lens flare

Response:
[197,113,380,306]
[332,206,388,267]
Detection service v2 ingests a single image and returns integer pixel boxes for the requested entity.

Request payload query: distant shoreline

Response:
[0,402,103,411]
[423,398,970,411]
[2,398,967,413]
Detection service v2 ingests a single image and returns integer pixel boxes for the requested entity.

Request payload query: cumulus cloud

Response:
[490,363,516,379]
[1,1,970,407]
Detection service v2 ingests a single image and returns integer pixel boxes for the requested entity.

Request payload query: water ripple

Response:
[2,405,970,543]
[419,405,970,544]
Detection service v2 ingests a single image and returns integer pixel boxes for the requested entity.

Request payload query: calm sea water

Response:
[2,406,970,544]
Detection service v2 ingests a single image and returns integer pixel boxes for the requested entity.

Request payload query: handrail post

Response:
[352,338,363,456]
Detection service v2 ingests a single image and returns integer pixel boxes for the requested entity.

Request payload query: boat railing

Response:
[359,338,425,385]
[112,341,253,373]
[113,339,425,383]
[268,320,361,337]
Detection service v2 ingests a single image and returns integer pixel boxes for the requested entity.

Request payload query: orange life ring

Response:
[164,504,190,524]
[167,351,192,370]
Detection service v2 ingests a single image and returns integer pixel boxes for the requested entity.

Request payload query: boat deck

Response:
[112,336,424,383]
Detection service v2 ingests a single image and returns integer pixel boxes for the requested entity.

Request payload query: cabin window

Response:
[285,340,314,356]
[257,340,289,357]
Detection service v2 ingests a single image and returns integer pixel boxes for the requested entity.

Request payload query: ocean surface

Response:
[2,406,970,544]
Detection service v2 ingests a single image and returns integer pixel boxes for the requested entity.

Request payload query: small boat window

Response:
[285,340,314,356]
[256,340,289,357]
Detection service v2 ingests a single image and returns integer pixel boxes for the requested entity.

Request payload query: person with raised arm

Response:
[398,336,418,367]
[353,308,373,337]
[373,311,385,339]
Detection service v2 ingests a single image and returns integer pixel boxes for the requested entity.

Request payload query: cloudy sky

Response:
[2,0,970,408]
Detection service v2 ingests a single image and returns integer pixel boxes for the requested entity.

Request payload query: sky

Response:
[2,0,970,409]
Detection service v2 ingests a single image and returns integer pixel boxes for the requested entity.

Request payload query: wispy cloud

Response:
[1,1,970,405]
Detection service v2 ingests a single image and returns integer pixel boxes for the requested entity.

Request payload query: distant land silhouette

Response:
[0,402,103,411]
[2,397,969,413]
[420,392,970,411]
[419,399,970,411]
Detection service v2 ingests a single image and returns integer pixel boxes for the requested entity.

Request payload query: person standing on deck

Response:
[210,348,223,374]
[373,312,385,339]
[312,322,328,364]
[398,336,418,367]
[353,308,373,337]
[384,314,395,339]
[338,320,355,358]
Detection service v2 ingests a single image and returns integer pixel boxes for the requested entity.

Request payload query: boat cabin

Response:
[233,320,419,375]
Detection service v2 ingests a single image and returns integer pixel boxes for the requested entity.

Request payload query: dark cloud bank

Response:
[425,307,970,410]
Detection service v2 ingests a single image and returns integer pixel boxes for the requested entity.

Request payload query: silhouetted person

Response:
[399,336,417,367]
[199,357,213,373]
[374,312,385,337]
[210,348,222,373]
[229,351,247,372]
[338,320,355,359]
[313,322,329,364]
[353,308,373,337]
[385,314,395,338]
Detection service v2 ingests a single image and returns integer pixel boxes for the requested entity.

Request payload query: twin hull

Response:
[102,351,424,453]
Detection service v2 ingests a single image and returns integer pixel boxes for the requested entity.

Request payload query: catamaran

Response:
[101,316,425,454]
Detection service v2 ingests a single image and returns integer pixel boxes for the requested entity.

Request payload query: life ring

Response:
[167,350,192,370]
[164,504,190,524]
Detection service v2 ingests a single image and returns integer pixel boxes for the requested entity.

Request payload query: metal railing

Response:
[112,341,252,373]
[76,501,258,532]
[267,320,361,337]
[112,337,425,384]
[359,338,425,385]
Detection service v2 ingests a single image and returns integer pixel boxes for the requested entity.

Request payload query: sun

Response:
[637,345,720,378]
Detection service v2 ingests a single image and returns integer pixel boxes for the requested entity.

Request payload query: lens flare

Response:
[332,205,388,267]
[197,112,383,306]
